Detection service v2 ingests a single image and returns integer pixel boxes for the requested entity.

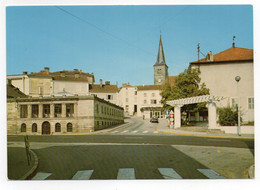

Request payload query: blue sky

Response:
[6,5,253,86]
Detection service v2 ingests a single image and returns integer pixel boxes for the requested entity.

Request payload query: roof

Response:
[50,70,94,77]
[190,47,253,64]
[7,84,28,98]
[28,71,52,77]
[162,76,177,86]
[136,85,162,91]
[89,84,118,93]
[154,35,167,66]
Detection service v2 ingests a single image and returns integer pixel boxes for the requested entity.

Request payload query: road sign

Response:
[169,110,174,128]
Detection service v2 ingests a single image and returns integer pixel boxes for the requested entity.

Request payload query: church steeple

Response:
[153,35,168,85]
[154,35,166,66]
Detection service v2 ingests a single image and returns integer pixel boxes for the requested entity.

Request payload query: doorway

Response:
[42,121,51,135]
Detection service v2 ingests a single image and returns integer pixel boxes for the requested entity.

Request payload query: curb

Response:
[156,129,254,139]
[248,164,255,179]
[19,149,39,180]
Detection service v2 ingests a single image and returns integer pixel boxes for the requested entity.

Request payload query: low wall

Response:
[217,126,254,134]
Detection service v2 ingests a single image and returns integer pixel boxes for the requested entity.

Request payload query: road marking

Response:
[197,169,225,179]
[117,168,136,179]
[72,170,94,180]
[142,131,149,133]
[207,139,231,142]
[111,131,119,133]
[158,168,182,179]
[32,172,52,180]
[153,131,159,133]
[121,130,129,133]
[132,130,138,133]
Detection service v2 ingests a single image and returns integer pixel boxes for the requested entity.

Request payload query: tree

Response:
[161,68,210,124]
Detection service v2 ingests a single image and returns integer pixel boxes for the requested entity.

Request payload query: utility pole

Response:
[197,43,200,62]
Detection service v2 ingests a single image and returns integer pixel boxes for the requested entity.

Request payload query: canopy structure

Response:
[166,95,225,129]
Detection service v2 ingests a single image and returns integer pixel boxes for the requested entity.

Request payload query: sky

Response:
[6,5,253,86]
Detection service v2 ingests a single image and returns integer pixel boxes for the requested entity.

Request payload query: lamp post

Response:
[235,76,241,136]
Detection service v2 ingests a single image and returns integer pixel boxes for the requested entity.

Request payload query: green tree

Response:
[161,68,210,124]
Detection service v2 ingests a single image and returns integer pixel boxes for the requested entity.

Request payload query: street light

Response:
[235,76,241,136]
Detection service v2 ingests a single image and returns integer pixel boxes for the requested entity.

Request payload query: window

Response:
[134,91,137,95]
[43,104,50,118]
[157,69,161,74]
[231,98,238,108]
[54,104,62,117]
[20,105,28,118]
[144,93,147,97]
[66,104,74,117]
[55,123,61,132]
[32,123,37,132]
[248,97,254,109]
[151,99,157,104]
[67,123,73,132]
[126,98,128,102]
[32,105,38,118]
[21,123,26,132]
[152,93,155,97]
[96,104,99,114]
[125,105,129,111]
[107,95,113,100]
[144,100,147,104]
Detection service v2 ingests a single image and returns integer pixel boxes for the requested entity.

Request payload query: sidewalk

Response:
[156,118,254,139]
[7,146,38,180]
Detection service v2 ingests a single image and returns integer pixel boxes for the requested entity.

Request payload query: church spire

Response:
[154,34,166,66]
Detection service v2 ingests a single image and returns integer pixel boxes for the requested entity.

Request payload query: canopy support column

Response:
[208,101,217,129]
[174,105,182,128]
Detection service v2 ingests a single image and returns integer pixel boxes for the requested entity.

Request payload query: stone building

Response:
[7,84,124,135]
[189,44,254,123]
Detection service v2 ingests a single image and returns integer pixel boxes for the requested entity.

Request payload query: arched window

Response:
[32,123,37,132]
[55,123,61,132]
[67,123,72,132]
[21,123,26,132]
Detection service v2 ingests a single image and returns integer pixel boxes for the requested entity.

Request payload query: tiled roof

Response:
[50,70,94,77]
[162,76,177,86]
[7,84,28,98]
[52,75,90,82]
[28,71,52,77]
[89,84,118,93]
[136,85,162,91]
[191,47,253,64]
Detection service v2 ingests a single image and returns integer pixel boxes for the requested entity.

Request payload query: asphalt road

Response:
[7,117,254,179]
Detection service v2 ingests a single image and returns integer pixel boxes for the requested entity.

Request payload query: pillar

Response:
[50,104,54,118]
[39,104,43,118]
[62,103,66,118]
[28,104,32,118]
[174,105,182,128]
[208,101,217,129]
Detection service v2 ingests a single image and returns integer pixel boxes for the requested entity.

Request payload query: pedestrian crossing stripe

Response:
[197,169,225,179]
[72,170,94,180]
[142,131,149,133]
[32,168,225,180]
[158,168,182,179]
[132,130,138,133]
[117,168,136,179]
[32,172,52,180]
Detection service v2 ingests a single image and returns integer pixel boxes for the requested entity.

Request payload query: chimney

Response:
[60,71,65,77]
[100,79,103,88]
[105,81,110,85]
[44,67,50,74]
[23,71,28,75]
[209,51,214,61]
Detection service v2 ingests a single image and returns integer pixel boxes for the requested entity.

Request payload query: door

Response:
[42,121,51,135]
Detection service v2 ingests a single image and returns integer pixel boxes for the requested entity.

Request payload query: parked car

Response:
[150,116,159,123]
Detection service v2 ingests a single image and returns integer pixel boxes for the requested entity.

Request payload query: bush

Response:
[217,107,241,126]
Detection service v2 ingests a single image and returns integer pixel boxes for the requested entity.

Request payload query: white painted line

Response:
[197,169,225,179]
[153,131,159,133]
[117,168,136,179]
[72,170,94,180]
[132,130,138,133]
[142,131,149,133]
[111,131,119,133]
[32,172,52,180]
[158,168,182,179]
[121,130,129,133]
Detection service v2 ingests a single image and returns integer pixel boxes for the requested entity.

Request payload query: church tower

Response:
[153,35,168,85]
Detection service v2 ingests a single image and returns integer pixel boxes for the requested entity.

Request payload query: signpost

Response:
[24,135,31,166]
[169,110,174,128]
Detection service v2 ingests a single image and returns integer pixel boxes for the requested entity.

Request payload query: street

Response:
[7,117,254,179]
